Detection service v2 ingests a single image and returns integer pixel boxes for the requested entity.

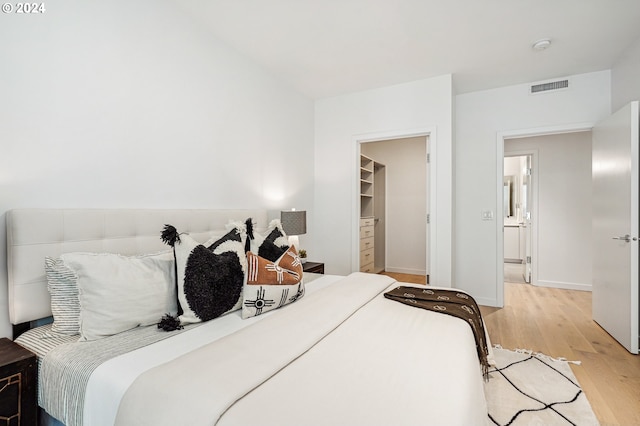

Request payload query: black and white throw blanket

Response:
[384,285,490,378]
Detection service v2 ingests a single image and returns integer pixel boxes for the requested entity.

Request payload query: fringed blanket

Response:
[384,286,490,379]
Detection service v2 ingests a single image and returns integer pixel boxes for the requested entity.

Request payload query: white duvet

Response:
[96,273,489,426]
[83,274,342,426]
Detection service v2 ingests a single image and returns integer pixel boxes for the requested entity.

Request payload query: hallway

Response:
[503,262,526,284]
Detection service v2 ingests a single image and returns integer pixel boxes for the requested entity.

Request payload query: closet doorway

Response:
[359,135,429,280]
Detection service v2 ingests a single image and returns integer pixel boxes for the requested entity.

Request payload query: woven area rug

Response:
[484,346,600,425]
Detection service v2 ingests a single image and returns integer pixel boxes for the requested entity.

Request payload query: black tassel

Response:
[245,218,254,253]
[245,218,254,240]
[157,314,183,331]
[161,224,180,247]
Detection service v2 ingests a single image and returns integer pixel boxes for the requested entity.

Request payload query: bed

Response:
[6,208,491,426]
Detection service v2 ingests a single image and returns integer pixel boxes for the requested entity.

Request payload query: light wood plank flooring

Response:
[382,271,640,426]
[504,262,526,284]
[379,271,427,285]
[480,282,640,426]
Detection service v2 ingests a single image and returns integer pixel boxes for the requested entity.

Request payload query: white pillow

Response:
[60,251,176,341]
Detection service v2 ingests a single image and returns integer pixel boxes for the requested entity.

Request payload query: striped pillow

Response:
[45,257,81,336]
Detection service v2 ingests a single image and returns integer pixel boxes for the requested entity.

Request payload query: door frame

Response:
[352,127,435,279]
[503,150,537,284]
[496,122,593,307]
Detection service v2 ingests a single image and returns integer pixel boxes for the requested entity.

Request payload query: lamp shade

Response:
[281,210,307,236]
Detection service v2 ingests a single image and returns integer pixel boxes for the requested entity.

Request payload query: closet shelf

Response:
[359,153,385,274]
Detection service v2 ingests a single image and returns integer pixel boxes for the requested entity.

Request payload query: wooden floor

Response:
[480,282,640,426]
[379,271,427,285]
[382,271,640,426]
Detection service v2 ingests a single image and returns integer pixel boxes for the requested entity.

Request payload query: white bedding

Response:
[113,273,489,426]
[220,282,490,426]
[20,273,489,426]
[84,273,342,426]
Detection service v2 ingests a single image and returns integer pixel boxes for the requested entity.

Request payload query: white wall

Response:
[0,0,315,338]
[315,75,453,285]
[506,132,593,291]
[361,137,427,275]
[612,34,640,112]
[455,70,611,306]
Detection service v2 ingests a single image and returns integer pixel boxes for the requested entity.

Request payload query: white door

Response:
[592,101,639,354]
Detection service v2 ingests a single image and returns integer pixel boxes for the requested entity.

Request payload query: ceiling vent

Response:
[530,79,569,94]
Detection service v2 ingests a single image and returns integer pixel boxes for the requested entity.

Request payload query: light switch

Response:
[481,210,494,220]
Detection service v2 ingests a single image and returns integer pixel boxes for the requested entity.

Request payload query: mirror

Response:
[503,175,517,218]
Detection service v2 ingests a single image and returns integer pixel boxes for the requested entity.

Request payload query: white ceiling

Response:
[175,0,640,99]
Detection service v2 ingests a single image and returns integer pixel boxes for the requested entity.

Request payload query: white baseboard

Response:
[535,280,592,292]
[477,280,592,309]
[384,266,427,275]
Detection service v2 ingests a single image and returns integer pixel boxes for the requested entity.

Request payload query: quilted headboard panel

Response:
[6,208,268,325]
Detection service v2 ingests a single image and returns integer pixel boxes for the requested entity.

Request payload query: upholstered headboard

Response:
[6,209,268,327]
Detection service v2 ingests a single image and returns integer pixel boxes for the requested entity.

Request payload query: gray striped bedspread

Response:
[16,323,196,426]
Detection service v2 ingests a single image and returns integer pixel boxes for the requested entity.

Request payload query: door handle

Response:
[612,234,638,242]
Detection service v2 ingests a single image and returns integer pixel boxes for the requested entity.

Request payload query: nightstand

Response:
[302,262,324,274]
[0,338,37,426]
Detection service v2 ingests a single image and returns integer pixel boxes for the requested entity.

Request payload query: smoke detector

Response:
[532,39,552,51]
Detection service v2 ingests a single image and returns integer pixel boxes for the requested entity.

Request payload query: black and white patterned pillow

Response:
[242,246,305,319]
[162,223,247,325]
[245,218,290,262]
